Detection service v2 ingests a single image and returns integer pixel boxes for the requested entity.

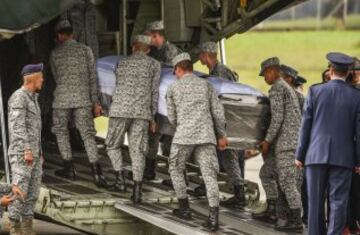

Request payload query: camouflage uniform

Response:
[166,72,226,207]
[295,90,305,111]
[211,62,238,82]
[105,50,161,181]
[149,41,181,66]
[61,0,99,58]
[266,79,302,210]
[259,148,278,201]
[7,88,43,221]
[0,183,12,217]
[50,39,100,163]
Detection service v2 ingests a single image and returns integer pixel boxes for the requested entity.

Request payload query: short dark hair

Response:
[57,27,73,36]
[332,66,349,78]
[175,60,193,72]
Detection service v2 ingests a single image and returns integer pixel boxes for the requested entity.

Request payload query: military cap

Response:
[131,34,152,45]
[146,20,164,31]
[259,57,280,76]
[55,20,72,33]
[21,63,44,76]
[294,76,307,87]
[326,52,353,71]
[280,64,298,79]
[199,41,218,54]
[172,53,191,67]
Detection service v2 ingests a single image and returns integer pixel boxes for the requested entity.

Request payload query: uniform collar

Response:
[210,61,219,74]
[21,86,38,99]
[180,73,193,80]
[62,39,76,46]
[133,51,147,56]
[330,76,346,82]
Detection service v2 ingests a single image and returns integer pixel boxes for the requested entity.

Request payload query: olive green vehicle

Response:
[0,0,306,234]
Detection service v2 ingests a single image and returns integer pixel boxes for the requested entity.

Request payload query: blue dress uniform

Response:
[296,52,360,235]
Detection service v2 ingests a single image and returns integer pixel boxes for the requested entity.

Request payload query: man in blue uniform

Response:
[296,52,360,235]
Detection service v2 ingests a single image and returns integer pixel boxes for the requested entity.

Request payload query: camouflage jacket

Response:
[149,41,181,66]
[265,79,301,153]
[109,51,161,121]
[0,183,11,213]
[296,90,305,113]
[61,0,99,59]
[8,87,42,157]
[210,62,238,82]
[50,39,99,109]
[166,73,226,145]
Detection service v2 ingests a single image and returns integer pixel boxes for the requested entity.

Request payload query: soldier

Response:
[197,41,245,209]
[167,53,228,231]
[105,35,160,203]
[145,20,181,66]
[50,20,108,187]
[294,75,307,93]
[7,64,44,235]
[257,57,303,233]
[280,64,305,110]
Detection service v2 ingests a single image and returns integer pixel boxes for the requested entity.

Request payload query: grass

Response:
[195,30,360,94]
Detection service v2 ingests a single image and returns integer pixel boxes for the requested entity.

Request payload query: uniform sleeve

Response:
[86,47,99,105]
[165,43,181,65]
[151,61,161,120]
[166,86,177,126]
[0,183,11,195]
[209,84,227,138]
[296,88,314,163]
[265,85,285,143]
[49,53,58,82]
[8,95,31,152]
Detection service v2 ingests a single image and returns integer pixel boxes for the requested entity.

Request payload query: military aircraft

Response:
[0,0,307,234]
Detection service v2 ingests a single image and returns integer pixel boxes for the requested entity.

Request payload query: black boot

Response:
[203,207,219,231]
[173,198,192,220]
[109,171,127,192]
[251,199,277,223]
[143,158,156,180]
[275,208,303,233]
[90,163,108,188]
[131,181,142,204]
[220,184,246,209]
[193,184,206,197]
[55,160,76,180]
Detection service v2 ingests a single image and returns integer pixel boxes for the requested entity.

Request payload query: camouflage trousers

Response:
[106,118,149,181]
[275,151,302,210]
[8,155,42,221]
[52,107,99,163]
[223,149,244,186]
[169,144,219,207]
[259,151,278,200]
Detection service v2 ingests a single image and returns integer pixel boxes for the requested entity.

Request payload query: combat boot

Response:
[220,184,246,209]
[109,171,127,192]
[21,218,35,235]
[251,199,277,223]
[143,158,156,180]
[173,198,192,220]
[55,160,76,180]
[90,163,108,188]
[9,219,22,235]
[275,208,303,233]
[203,207,219,231]
[131,181,142,204]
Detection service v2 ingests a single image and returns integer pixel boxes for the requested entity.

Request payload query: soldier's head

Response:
[259,57,281,85]
[280,64,298,87]
[55,20,74,44]
[198,42,218,68]
[145,20,166,48]
[346,57,360,85]
[322,69,331,83]
[21,63,44,92]
[294,75,307,92]
[172,53,193,79]
[326,52,353,80]
[131,35,152,54]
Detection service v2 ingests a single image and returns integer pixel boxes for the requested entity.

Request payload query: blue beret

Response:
[326,52,353,71]
[21,63,44,76]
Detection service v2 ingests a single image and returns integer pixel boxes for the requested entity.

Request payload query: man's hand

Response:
[259,141,270,158]
[12,185,25,202]
[24,150,34,166]
[93,103,103,117]
[0,195,16,207]
[217,137,229,151]
[149,121,157,134]
[355,166,360,175]
[295,160,304,169]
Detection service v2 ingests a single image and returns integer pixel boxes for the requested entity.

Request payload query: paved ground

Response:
[245,155,266,201]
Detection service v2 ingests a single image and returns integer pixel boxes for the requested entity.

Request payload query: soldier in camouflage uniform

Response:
[256,57,303,233]
[105,35,161,203]
[50,20,108,188]
[7,64,44,235]
[143,20,181,181]
[197,41,245,209]
[167,53,227,231]
[280,64,305,111]
[61,0,99,59]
